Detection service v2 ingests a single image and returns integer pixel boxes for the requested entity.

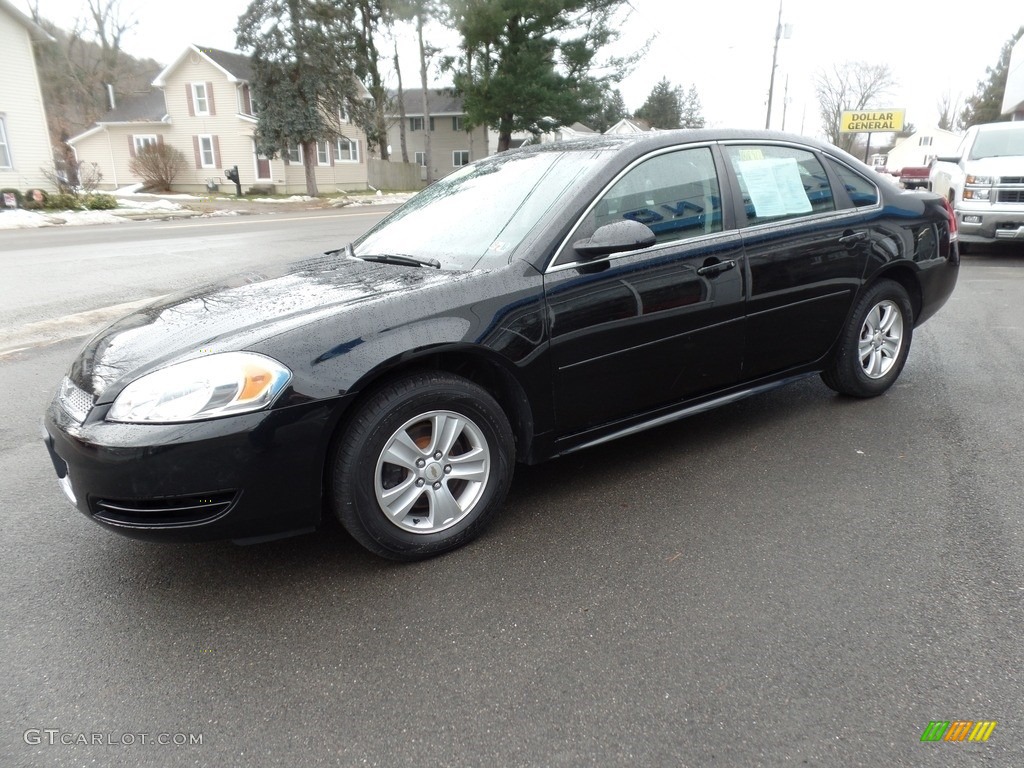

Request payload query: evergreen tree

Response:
[351,0,393,160]
[448,0,638,152]
[236,0,363,195]
[958,26,1024,128]
[634,78,682,129]
[586,88,627,133]
[679,85,705,129]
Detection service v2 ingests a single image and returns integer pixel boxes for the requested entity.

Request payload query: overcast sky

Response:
[19,0,1024,137]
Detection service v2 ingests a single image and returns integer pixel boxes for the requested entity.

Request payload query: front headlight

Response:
[965,175,993,185]
[107,352,291,423]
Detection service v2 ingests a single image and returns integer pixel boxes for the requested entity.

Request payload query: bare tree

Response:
[813,61,896,152]
[937,91,961,132]
[84,0,136,86]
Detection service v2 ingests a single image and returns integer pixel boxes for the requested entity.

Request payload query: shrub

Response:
[128,143,187,191]
[22,189,48,210]
[43,192,84,211]
[83,193,118,210]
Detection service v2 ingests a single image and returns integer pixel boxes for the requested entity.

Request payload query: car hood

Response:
[69,254,462,401]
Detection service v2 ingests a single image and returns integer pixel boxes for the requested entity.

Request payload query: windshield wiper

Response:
[357,253,442,269]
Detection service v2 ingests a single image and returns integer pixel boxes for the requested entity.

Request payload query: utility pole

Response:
[764,0,783,130]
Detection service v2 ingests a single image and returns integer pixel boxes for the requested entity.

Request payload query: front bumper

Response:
[955,202,1024,243]
[42,392,347,543]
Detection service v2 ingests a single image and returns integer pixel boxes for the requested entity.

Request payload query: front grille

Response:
[58,377,94,422]
[91,491,238,528]
[998,176,1024,185]
[996,190,1024,204]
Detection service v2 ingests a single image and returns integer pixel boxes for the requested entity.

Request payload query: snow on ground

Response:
[117,198,182,212]
[0,209,128,229]
[251,195,318,203]
[111,183,203,201]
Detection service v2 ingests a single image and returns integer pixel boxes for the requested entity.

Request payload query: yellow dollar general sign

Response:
[840,109,905,133]
[920,720,997,742]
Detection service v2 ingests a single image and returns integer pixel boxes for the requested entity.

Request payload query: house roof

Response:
[67,90,168,145]
[389,88,465,117]
[605,117,655,134]
[99,89,168,123]
[0,0,55,43]
[153,44,253,87]
[565,122,596,134]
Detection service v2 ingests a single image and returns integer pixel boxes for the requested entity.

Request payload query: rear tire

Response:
[330,372,514,561]
[821,280,914,398]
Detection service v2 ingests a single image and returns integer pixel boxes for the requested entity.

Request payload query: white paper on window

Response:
[738,157,812,217]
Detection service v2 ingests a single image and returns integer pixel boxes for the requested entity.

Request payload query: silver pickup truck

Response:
[930,121,1024,250]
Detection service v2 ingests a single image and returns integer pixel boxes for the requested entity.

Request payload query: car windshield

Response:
[353,148,607,270]
[969,127,1024,159]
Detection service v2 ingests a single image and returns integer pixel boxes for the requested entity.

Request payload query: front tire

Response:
[821,280,914,398]
[330,372,515,561]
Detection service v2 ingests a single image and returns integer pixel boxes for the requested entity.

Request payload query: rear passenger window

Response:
[825,158,879,207]
[587,147,723,245]
[724,144,835,225]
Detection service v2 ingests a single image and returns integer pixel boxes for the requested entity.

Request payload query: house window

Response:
[918,136,933,146]
[453,150,470,167]
[452,116,464,131]
[409,117,435,131]
[133,134,158,153]
[725,144,836,225]
[317,141,331,165]
[198,135,216,167]
[336,137,358,162]
[284,144,302,164]
[0,117,13,168]
[239,84,253,115]
[414,151,426,167]
[192,83,210,115]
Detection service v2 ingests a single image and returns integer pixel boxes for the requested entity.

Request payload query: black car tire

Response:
[821,279,914,398]
[330,372,515,561]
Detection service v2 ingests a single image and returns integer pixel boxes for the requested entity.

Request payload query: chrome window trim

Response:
[718,139,884,220]
[545,143,730,274]
[546,139,884,274]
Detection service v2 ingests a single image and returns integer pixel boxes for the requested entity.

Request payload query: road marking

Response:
[159,211,389,230]
[0,295,168,359]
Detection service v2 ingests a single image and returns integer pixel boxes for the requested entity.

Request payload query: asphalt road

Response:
[1,219,1022,766]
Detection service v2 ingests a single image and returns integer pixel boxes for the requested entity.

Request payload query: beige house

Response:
[0,0,55,193]
[69,45,370,194]
[387,89,488,180]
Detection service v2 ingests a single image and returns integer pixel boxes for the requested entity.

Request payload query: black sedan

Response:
[43,130,959,560]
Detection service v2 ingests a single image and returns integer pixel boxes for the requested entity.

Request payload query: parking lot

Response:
[1,219,1022,766]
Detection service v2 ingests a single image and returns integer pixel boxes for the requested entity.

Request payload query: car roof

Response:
[498,128,849,164]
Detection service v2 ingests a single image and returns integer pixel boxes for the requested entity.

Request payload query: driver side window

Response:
[585,147,723,246]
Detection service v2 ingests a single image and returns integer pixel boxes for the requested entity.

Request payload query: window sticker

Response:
[738,157,812,217]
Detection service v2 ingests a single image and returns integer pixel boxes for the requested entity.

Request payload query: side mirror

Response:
[573,220,656,259]
[934,155,961,164]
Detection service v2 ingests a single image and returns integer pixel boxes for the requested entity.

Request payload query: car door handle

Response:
[696,259,737,277]
[838,230,868,246]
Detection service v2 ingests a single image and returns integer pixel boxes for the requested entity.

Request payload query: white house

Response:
[885,127,962,172]
[0,0,55,193]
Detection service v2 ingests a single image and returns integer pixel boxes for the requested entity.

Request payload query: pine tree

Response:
[448,0,638,152]
[958,26,1024,128]
[634,78,682,129]
[236,0,363,195]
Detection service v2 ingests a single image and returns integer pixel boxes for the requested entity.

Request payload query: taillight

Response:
[940,196,958,242]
